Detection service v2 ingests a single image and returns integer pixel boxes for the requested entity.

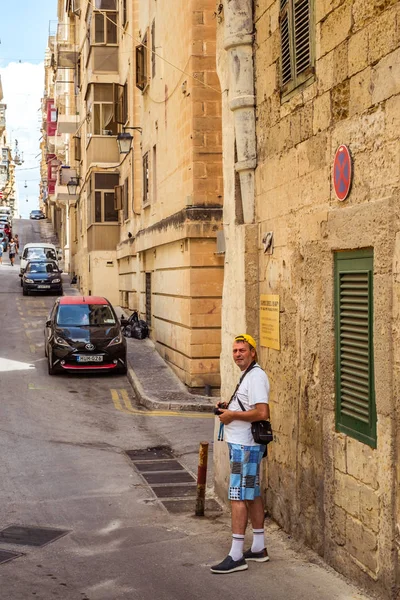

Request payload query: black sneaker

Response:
[243,548,269,562]
[210,555,248,574]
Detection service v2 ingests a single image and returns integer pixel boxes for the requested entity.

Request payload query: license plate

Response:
[77,355,103,363]
[37,285,50,289]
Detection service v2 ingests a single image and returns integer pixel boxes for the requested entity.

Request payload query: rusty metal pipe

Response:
[195,441,209,517]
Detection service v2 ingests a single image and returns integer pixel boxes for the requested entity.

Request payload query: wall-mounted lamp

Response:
[116,127,143,154]
[67,176,80,196]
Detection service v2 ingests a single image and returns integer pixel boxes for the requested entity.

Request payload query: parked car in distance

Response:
[20,243,59,278]
[29,210,46,220]
[21,260,63,296]
[44,296,127,375]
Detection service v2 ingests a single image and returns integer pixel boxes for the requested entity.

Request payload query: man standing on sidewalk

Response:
[211,334,270,574]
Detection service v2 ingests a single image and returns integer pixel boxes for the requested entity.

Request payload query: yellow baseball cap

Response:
[234,334,257,350]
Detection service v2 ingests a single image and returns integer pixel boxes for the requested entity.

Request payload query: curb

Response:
[126,362,215,413]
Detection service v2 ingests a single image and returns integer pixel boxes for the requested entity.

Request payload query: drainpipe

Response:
[224,0,256,224]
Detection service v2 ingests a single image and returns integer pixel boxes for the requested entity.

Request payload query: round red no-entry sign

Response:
[333,145,352,201]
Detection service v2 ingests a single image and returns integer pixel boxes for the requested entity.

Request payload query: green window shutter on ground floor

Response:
[334,250,377,448]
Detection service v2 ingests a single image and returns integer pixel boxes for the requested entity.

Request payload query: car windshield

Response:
[57,304,116,326]
[27,262,59,274]
[24,247,57,261]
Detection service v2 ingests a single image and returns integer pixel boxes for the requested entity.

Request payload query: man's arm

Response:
[218,402,270,425]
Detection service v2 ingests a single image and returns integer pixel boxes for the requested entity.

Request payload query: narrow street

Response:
[0,219,373,600]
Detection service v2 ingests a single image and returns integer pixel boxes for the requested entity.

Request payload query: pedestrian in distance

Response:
[14,234,19,251]
[211,334,270,575]
[0,242,3,265]
[8,238,18,267]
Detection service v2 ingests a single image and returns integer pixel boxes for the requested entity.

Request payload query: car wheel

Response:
[44,338,48,357]
[48,351,56,375]
[22,286,28,296]
[20,278,23,287]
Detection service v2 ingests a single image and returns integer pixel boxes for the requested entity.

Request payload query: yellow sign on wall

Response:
[260,294,280,350]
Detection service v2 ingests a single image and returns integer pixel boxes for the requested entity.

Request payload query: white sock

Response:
[229,534,245,561]
[251,528,265,553]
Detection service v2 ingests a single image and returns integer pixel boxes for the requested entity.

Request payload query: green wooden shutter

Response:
[334,250,377,448]
[294,0,311,77]
[280,1,293,88]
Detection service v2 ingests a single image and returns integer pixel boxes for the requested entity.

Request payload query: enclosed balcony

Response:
[87,223,119,252]
[54,166,79,203]
[56,23,78,69]
[86,135,119,166]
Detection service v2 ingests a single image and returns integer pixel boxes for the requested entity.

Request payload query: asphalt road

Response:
[0,220,372,600]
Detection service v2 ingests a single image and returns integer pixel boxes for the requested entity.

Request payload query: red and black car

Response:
[44,296,127,375]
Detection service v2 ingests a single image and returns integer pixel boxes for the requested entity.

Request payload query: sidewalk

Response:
[125,336,216,412]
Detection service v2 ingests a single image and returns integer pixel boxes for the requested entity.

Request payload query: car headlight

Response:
[24,278,34,283]
[107,335,123,347]
[52,278,61,283]
[55,336,70,347]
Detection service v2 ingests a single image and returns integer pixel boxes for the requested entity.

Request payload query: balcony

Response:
[86,135,119,166]
[56,23,78,69]
[54,166,79,204]
[57,114,79,135]
[87,223,119,252]
[88,46,118,73]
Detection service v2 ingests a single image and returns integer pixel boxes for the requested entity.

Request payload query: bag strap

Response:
[227,361,259,407]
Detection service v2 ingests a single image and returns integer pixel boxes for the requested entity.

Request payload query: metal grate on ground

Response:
[0,550,23,565]
[126,446,220,514]
[0,526,70,548]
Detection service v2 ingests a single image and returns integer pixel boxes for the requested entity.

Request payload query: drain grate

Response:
[0,526,70,548]
[142,471,195,485]
[151,484,197,499]
[126,446,174,461]
[0,550,22,565]
[135,460,184,472]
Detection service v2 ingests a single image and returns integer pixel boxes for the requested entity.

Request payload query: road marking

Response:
[111,388,125,412]
[29,344,36,354]
[110,389,213,419]
[28,383,55,390]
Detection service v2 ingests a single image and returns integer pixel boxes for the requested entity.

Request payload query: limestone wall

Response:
[251,0,400,596]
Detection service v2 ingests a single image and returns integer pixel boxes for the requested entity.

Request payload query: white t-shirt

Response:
[224,365,270,446]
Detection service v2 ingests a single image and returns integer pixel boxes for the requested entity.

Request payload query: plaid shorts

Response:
[228,443,266,501]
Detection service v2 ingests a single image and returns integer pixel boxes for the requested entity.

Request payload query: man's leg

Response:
[228,500,248,560]
[247,496,264,529]
[242,448,269,562]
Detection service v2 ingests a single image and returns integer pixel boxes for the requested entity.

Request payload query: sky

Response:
[0,0,57,217]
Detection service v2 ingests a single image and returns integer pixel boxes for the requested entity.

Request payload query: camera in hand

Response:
[214,402,228,415]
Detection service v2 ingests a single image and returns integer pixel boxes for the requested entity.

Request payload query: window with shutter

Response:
[334,250,377,448]
[136,32,148,92]
[280,0,314,97]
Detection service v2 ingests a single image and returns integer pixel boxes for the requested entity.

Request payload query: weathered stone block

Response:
[367,5,400,65]
[334,470,361,518]
[331,79,350,121]
[348,28,369,77]
[333,434,347,473]
[349,67,372,116]
[359,486,380,532]
[320,1,352,56]
[372,47,400,104]
[346,435,379,489]
[313,91,331,133]
[345,515,378,573]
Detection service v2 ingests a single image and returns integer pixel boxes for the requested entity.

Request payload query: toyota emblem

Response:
[85,343,95,351]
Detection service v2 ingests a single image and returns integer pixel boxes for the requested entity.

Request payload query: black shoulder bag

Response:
[235,364,274,452]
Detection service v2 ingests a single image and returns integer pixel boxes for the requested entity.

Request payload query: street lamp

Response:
[67,176,80,196]
[116,127,142,154]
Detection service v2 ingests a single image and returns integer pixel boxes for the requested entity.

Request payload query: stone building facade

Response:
[215,0,400,597]
[45,0,224,393]
[116,0,224,392]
